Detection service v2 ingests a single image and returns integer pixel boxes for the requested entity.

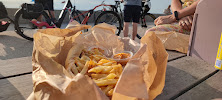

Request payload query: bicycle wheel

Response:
[137,13,156,39]
[140,13,156,28]
[95,11,122,36]
[14,9,50,41]
[70,10,86,24]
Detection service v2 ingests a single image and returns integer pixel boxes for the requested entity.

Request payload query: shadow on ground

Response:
[0,35,33,60]
[155,65,222,100]
[0,74,27,100]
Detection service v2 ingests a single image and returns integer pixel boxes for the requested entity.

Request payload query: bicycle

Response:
[14,0,86,41]
[0,1,33,40]
[14,0,155,41]
[95,0,156,39]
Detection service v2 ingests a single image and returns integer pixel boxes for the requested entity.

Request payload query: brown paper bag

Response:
[153,31,190,53]
[29,22,168,100]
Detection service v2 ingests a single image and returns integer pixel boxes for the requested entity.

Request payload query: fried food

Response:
[65,46,124,97]
[113,52,131,59]
[112,51,133,66]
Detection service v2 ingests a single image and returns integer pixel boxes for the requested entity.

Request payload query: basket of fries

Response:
[29,21,168,100]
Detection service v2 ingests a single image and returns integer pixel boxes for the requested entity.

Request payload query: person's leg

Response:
[131,6,141,40]
[123,22,130,37]
[132,22,138,40]
[35,0,42,22]
[37,15,42,22]
[123,5,132,37]
[48,0,55,19]
[50,11,55,19]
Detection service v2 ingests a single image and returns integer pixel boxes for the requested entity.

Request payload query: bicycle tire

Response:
[70,10,87,25]
[137,13,156,39]
[146,13,156,20]
[95,11,122,36]
[14,8,50,41]
[140,13,156,28]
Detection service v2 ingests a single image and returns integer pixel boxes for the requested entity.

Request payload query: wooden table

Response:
[0,50,221,100]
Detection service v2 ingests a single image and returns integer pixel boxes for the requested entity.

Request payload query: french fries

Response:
[65,47,123,97]
[102,85,114,96]
[91,74,108,79]
[93,79,118,86]
[107,88,114,96]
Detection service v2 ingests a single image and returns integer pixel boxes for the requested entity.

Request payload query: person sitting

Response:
[146,0,200,35]
[163,5,171,15]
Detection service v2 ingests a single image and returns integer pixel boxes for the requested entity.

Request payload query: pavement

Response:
[0,23,222,100]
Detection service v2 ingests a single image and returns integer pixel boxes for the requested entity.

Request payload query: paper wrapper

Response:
[28,21,168,100]
[151,31,190,54]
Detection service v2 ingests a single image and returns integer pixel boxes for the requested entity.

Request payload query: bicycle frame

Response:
[71,1,118,25]
[46,0,120,27]
[113,1,123,19]
[56,0,73,27]
[44,0,74,28]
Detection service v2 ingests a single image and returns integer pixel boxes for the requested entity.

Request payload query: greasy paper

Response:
[28,21,168,100]
[153,31,190,53]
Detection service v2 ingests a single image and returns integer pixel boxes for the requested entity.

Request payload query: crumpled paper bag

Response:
[28,21,168,100]
[152,31,190,53]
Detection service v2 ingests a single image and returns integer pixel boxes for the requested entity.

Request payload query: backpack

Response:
[21,3,44,19]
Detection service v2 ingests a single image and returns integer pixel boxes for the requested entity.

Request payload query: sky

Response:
[1,0,171,14]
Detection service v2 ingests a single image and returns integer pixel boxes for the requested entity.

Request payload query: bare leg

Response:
[36,15,43,29]
[123,22,130,37]
[37,15,42,22]
[50,11,55,19]
[132,22,138,40]
[49,11,56,22]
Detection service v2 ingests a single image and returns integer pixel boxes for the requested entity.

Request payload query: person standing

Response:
[121,0,142,40]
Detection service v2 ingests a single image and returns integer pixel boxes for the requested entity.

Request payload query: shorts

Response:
[123,5,141,23]
[35,0,54,11]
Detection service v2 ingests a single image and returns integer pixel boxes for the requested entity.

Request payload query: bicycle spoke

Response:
[95,11,121,36]
[102,15,119,26]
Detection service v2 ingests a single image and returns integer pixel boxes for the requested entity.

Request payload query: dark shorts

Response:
[123,5,141,23]
[35,0,54,11]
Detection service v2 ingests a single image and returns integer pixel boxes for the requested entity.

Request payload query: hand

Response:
[179,15,193,31]
[154,15,176,25]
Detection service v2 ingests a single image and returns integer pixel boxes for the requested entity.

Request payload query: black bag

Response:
[0,2,8,19]
[21,3,44,19]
